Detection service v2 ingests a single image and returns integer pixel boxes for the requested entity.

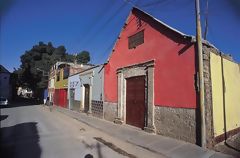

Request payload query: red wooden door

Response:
[59,90,63,107]
[126,76,145,129]
[58,89,67,108]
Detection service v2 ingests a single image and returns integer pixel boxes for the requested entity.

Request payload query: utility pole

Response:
[204,0,209,40]
[195,0,206,147]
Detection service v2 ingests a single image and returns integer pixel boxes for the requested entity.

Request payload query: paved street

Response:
[0,102,163,158]
[1,101,236,158]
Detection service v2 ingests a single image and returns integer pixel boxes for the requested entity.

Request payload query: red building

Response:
[104,7,198,143]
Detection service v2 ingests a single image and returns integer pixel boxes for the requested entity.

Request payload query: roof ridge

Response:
[132,7,191,38]
[0,65,10,73]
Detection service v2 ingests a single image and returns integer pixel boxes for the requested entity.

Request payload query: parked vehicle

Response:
[0,97,8,105]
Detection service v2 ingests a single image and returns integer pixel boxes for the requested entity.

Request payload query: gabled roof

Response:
[0,65,10,73]
[106,7,193,63]
[132,7,192,38]
[106,7,219,63]
[134,7,218,50]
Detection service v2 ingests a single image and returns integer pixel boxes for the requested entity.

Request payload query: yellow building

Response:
[53,63,71,108]
[55,65,68,89]
[210,52,240,141]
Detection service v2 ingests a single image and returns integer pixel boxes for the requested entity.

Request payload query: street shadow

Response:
[0,122,41,158]
[0,115,8,121]
[96,142,103,158]
[84,154,94,158]
[0,97,42,109]
[82,139,103,158]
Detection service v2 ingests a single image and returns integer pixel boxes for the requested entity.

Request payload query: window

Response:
[57,72,60,81]
[63,67,69,79]
[128,30,144,49]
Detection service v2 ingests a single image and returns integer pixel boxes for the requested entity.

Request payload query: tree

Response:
[76,51,90,64]
[19,42,67,91]
[18,42,91,93]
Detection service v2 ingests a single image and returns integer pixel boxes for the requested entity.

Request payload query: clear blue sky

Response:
[1,0,239,72]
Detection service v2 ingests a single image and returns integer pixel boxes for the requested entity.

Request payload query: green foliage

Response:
[17,42,91,91]
[76,51,90,64]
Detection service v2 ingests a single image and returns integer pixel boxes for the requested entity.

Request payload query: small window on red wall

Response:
[128,30,144,49]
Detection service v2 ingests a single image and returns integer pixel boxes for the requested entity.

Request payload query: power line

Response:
[79,1,128,49]
[140,0,169,8]
[141,0,193,12]
[123,0,136,7]
[89,0,137,63]
[94,9,132,63]
[82,0,195,64]
[94,0,170,63]
[93,0,145,62]
[203,0,209,40]
[74,1,117,48]
[73,0,135,64]
[96,36,117,63]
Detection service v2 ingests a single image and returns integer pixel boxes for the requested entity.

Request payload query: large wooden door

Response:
[84,84,90,112]
[126,76,145,129]
[59,89,67,108]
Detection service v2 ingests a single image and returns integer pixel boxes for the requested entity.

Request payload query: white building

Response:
[68,65,104,118]
[0,65,12,99]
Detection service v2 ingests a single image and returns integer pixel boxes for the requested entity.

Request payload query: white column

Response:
[144,65,156,133]
[115,71,124,124]
[80,85,85,111]
[88,75,93,114]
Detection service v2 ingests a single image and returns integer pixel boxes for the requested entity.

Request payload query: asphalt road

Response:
[0,102,162,158]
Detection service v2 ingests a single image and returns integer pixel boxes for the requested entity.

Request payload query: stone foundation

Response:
[103,102,117,122]
[92,100,103,118]
[154,106,196,144]
[70,100,81,112]
[66,99,69,109]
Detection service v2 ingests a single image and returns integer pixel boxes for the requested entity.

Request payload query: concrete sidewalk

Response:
[51,106,233,158]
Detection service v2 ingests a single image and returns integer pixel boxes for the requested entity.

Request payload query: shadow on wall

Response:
[0,122,41,158]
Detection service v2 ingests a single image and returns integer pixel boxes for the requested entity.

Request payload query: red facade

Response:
[104,8,197,108]
[54,89,67,108]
